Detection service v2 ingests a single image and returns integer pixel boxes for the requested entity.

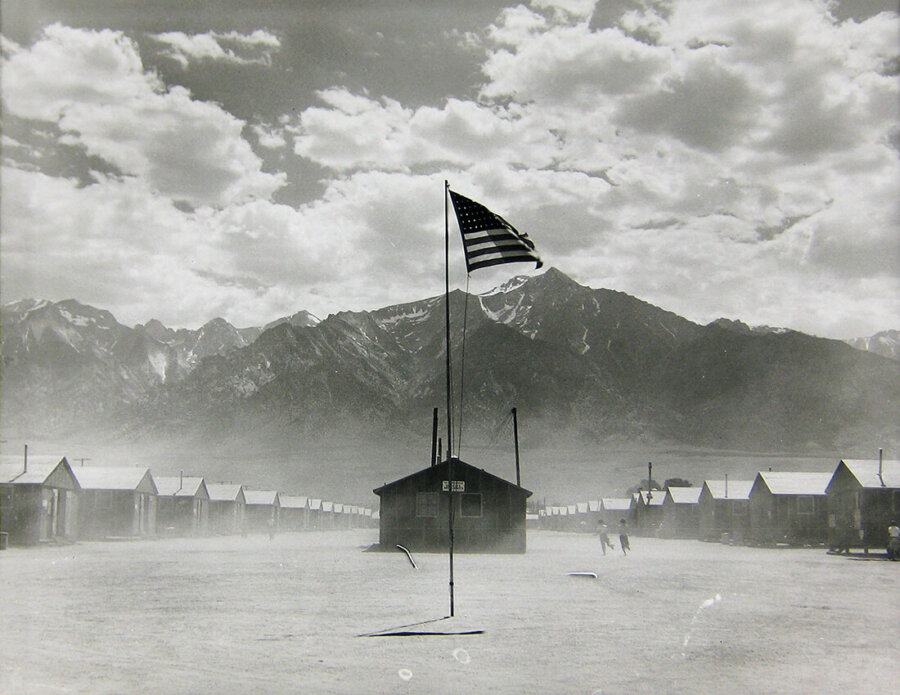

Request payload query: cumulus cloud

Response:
[251,123,288,150]
[2,24,284,207]
[0,164,377,327]
[1,2,897,338]
[291,0,898,336]
[150,29,280,68]
[292,90,562,172]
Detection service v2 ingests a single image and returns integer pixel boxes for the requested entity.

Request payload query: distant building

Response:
[206,484,246,535]
[279,495,309,531]
[747,472,831,546]
[633,490,667,535]
[660,487,702,538]
[1,455,80,545]
[600,497,634,527]
[155,475,210,536]
[334,503,348,529]
[321,501,335,529]
[308,499,322,529]
[374,458,532,553]
[825,458,900,551]
[72,466,158,539]
[698,479,753,542]
[243,490,280,533]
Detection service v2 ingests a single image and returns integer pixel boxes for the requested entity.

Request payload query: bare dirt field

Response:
[1,530,897,694]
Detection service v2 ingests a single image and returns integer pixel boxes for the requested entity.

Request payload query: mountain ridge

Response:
[2,269,897,458]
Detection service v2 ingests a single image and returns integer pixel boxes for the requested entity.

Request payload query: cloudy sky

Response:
[1,0,897,339]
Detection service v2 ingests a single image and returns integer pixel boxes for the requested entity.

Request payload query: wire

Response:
[456,275,471,456]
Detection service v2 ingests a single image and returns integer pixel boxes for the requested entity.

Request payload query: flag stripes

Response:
[449,191,542,273]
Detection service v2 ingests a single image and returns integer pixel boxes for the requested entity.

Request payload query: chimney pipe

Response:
[878,448,885,487]
[431,408,439,468]
[725,473,729,499]
[24,443,28,474]
[512,408,521,487]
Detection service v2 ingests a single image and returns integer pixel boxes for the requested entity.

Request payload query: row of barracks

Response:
[0,454,377,547]
[5,452,896,555]
[538,457,900,551]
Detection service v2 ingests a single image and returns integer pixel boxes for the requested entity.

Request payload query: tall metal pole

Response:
[444,180,455,617]
[512,407,521,487]
[444,180,452,461]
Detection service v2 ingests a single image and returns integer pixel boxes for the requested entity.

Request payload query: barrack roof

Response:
[756,471,831,496]
[636,490,667,506]
[666,487,702,504]
[155,476,207,498]
[244,490,279,506]
[703,480,753,500]
[373,457,532,496]
[206,483,244,502]
[601,497,633,511]
[72,466,156,493]
[0,456,72,485]
[280,495,308,509]
[838,459,900,489]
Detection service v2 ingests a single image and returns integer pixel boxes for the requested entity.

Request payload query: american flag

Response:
[449,191,542,273]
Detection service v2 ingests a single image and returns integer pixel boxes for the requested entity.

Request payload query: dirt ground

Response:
[1,530,897,694]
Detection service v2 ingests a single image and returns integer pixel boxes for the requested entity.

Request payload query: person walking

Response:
[888,520,900,560]
[597,520,614,555]
[618,519,631,556]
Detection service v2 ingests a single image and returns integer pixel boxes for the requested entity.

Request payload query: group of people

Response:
[595,517,900,560]
[596,519,630,556]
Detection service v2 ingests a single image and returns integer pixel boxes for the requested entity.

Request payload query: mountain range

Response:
[2,269,898,470]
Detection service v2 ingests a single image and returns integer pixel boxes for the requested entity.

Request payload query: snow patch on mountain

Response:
[479,273,530,297]
[147,349,168,381]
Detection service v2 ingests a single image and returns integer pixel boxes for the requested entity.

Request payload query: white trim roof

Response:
[666,487,702,504]
[839,459,900,489]
[756,471,831,496]
[206,483,244,502]
[280,495,308,509]
[602,497,633,511]
[703,480,753,501]
[636,490,667,506]
[0,456,72,485]
[244,490,279,506]
[155,476,206,498]
[72,466,156,493]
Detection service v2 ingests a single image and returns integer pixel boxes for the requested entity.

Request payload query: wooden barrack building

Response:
[374,457,532,553]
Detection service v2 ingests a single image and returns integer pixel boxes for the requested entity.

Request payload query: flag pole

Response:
[444,180,452,460]
[444,179,455,617]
